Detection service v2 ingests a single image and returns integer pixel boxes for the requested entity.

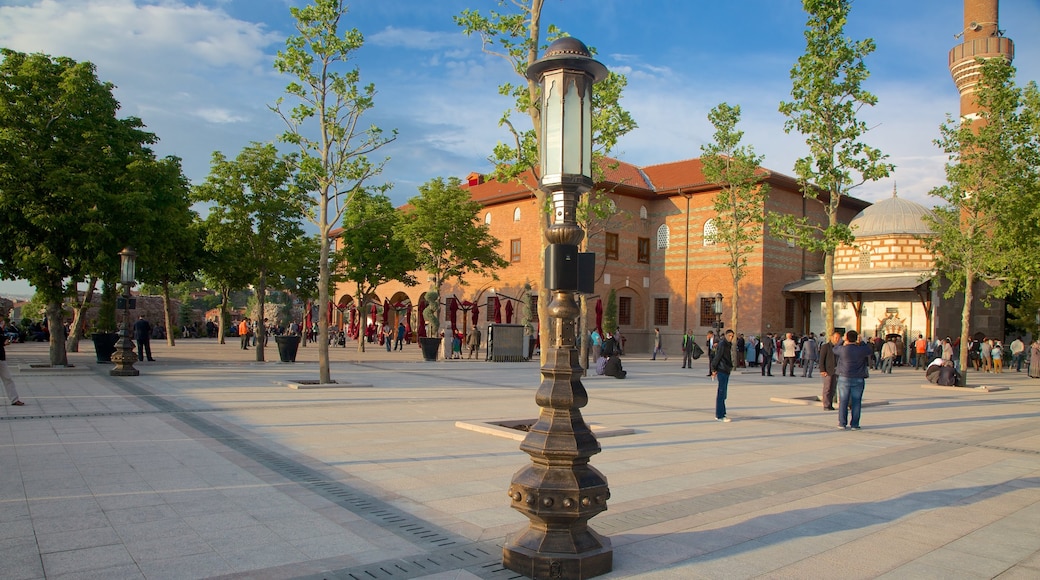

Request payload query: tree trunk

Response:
[218,287,229,345]
[255,270,267,362]
[318,220,331,384]
[46,299,69,366]
[959,271,974,386]
[67,276,98,353]
[731,277,739,336]
[161,280,177,347]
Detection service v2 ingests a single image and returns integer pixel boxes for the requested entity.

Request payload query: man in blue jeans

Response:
[710,329,735,422]
[832,329,873,430]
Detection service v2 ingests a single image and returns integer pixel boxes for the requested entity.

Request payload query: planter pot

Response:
[419,337,440,361]
[275,335,301,363]
[92,332,121,363]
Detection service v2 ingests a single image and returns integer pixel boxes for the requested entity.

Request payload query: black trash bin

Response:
[275,335,301,363]
[418,337,440,361]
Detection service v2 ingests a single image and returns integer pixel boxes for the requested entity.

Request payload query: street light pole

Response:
[110,247,139,377]
[502,37,612,580]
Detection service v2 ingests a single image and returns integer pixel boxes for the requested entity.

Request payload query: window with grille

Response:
[654,298,669,326]
[699,297,721,327]
[637,237,650,263]
[785,298,796,329]
[513,207,521,221]
[510,239,521,262]
[656,224,670,249]
[484,212,491,225]
[619,296,632,326]
[703,219,717,246]
[606,232,619,260]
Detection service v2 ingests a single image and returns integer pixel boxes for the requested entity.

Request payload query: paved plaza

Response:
[2,338,1039,580]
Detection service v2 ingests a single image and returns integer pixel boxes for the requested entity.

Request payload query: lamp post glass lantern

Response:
[713,293,724,333]
[110,247,139,376]
[502,37,612,580]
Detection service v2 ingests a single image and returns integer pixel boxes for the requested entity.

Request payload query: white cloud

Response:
[193,107,249,124]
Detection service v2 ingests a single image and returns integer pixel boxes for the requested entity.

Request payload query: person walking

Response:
[710,329,735,422]
[466,325,481,359]
[818,330,841,410]
[781,332,797,377]
[833,330,874,430]
[914,334,928,369]
[239,318,251,350]
[705,331,717,377]
[133,315,155,362]
[760,332,774,376]
[801,333,819,378]
[1,321,24,406]
[651,328,667,361]
[590,328,602,362]
[880,337,898,374]
[681,330,695,369]
[394,321,406,351]
[991,341,1003,373]
[1010,337,1025,372]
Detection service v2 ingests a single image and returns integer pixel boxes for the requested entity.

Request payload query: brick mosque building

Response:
[336,158,867,354]
[333,0,1012,353]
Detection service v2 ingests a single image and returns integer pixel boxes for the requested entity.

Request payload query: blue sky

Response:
[1,0,1038,297]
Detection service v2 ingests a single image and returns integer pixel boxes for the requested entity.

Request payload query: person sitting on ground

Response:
[601,332,626,379]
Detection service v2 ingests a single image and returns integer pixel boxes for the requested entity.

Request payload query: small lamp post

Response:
[713,292,724,334]
[502,37,611,580]
[110,247,139,376]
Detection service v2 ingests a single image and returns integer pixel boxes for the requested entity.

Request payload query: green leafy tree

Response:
[398,177,509,335]
[456,2,636,361]
[193,142,309,361]
[925,58,1040,377]
[133,156,202,348]
[272,0,396,383]
[275,234,328,347]
[774,0,893,334]
[337,191,418,351]
[0,50,155,365]
[701,103,770,333]
[198,237,254,345]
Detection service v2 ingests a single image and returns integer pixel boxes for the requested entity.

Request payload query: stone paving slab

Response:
[1,340,1039,579]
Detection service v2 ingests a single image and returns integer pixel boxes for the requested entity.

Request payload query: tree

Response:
[337,190,418,351]
[193,142,309,362]
[274,234,326,347]
[133,156,202,348]
[198,236,254,345]
[925,58,1040,376]
[398,177,509,335]
[456,3,636,362]
[774,0,893,334]
[701,103,770,333]
[272,0,396,383]
[0,50,155,365]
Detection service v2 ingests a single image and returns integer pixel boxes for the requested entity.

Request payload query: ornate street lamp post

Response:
[110,247,139,377]
[502,37,611,580]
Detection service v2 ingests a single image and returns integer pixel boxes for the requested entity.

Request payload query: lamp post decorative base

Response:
[503,296,612,580]
[109,335,139,377]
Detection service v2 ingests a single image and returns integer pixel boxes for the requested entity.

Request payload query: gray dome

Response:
[849,192,933,237]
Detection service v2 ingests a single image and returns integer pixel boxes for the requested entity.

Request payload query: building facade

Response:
[334,158,868,354]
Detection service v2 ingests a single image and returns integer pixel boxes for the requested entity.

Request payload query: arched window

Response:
[703,219,717,246]
[656,224,670,249]
[513,207,521,222]
[639,206,648,220]
[484,212,492,225]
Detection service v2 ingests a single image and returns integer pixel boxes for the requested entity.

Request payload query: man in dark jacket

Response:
[710,329,735,422]
[832,330,874,430]
[133,315,154,362]
[761,333,775,376]
[818,330,841,410]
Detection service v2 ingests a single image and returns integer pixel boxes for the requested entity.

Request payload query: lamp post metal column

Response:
[713,292,724,335]
[110,247,139,377]
[502,37,611,580]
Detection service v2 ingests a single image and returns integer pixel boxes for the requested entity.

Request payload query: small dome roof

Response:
[849,189,933,237]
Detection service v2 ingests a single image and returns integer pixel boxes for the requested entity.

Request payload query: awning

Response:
[784,273,932,294]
